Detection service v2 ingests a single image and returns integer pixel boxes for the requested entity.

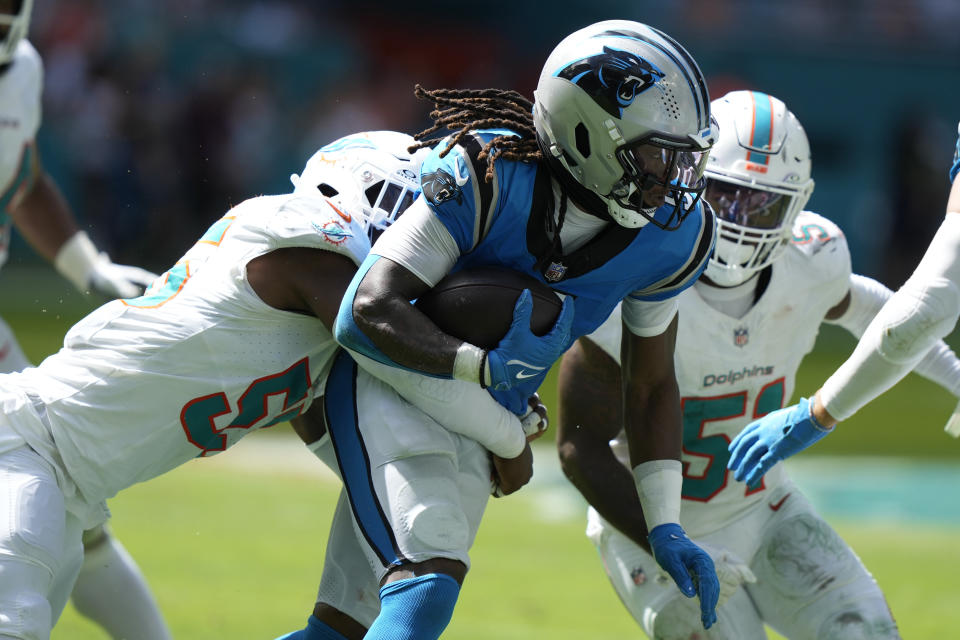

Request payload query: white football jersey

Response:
[588,210,851,535]
[0,40,42,268]
[1,190,372,506]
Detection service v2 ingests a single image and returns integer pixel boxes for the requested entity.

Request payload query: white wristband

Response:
[453,342,486,385]
[54,231,99,293]
[632,459,683,531]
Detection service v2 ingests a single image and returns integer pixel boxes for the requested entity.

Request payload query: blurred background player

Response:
[554,91,960,637]
[0,2,169,639]
[332,20,723,639]
[727,123,960,487]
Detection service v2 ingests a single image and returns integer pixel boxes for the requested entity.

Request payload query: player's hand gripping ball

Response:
[416,266,571,413]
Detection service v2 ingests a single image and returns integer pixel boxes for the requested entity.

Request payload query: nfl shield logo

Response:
[544,261,567,282]
[733,327,749,348]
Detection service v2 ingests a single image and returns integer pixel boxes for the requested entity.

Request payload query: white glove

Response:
[519,392,549,441]
[658,541,756,607]
[55,231,158,299]
[944,398,960,438]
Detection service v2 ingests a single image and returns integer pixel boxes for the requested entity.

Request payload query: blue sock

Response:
[272,614,349,640]
[364,573,461,640]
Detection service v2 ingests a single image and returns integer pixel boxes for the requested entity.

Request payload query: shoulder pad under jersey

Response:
[262,193,373,266]
[786,210,852,285]
[419,129,523,253]
[629,198,717,302]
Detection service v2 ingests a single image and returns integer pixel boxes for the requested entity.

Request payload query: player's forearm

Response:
[623,380,683,465]
[9,171,79,262]
[911,341,960,397]
[335,254,464,377]
[557,440,651,550]
[350,351,526,459]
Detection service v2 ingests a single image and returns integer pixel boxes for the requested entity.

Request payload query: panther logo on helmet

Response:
[421,168,463,206]
[556,45,664,119]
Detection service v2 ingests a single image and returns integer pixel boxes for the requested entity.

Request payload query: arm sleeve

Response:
[371,198,460,286]
[621,297,679,337]
[827,273,960,397]
[820,213,960,420]
[349,350,526,458]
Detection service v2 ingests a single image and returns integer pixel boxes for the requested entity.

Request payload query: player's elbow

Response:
[332,286,379,352]
[878,276,960,364]
[349,285,383,336]
[556,436,588,483]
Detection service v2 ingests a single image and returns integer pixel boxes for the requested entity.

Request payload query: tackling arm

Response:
[249,247,534,460]
[556,337,650,551]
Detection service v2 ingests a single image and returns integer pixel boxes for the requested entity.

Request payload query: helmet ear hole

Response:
[574,123,591,158]
[318,183,339,197]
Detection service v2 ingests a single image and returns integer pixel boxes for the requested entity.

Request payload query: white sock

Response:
[71,528,173,640]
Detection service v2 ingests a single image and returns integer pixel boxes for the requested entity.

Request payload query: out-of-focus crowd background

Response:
[18,0,960,285]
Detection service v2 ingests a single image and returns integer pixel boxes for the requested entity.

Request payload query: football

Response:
[415,267,563,350]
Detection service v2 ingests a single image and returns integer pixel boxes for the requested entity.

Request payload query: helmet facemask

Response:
[355,163,420,243]
[705,178,810,287]
[702,90,816,288]
[610,134,711,229]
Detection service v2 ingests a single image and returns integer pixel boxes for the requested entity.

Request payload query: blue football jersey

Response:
[419,128,716,342]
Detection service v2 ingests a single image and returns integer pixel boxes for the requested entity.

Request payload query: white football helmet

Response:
[533,20,717,230]
[291,131,427,242]
[0,0,31,67]
[703,91,815,287]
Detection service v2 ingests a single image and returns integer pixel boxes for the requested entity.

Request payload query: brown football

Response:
[414,267,563,350]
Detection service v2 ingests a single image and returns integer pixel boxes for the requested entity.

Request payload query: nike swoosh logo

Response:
[515,370,540,380]
[769,493,791,512]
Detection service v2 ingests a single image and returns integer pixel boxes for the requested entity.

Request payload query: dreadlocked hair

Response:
[409,85,543,182]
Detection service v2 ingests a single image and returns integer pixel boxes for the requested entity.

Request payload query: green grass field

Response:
[3,266,959,639]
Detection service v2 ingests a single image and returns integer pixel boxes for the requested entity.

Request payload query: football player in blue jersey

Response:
[323,20,722,639]
[728,123,960,486]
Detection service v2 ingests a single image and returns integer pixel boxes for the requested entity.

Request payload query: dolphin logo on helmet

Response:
[555,45,665,119]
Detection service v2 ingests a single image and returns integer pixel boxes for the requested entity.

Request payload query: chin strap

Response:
[536,134,612,222]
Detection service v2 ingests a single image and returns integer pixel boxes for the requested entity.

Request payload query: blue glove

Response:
[485,290,574,391]
[951,121,960,184]
[648,523,719,630]
[727,396,833,487]
[488,368,550,414]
